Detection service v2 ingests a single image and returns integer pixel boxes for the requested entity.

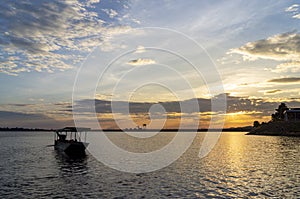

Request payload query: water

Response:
[0,131,299,198]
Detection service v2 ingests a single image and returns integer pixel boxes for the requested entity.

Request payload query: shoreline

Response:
[0,127,252,132]
[246,121,300,136]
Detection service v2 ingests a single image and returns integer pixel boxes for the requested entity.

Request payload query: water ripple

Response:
[0,131,299,198]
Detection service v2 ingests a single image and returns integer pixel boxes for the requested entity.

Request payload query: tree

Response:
[271,113,279,121]
[272,103,289,121]
[253,121,260,128]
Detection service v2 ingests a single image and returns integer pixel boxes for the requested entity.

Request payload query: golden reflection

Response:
[223,133,247,170]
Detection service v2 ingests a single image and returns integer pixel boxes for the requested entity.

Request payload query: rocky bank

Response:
[247,121,300,136]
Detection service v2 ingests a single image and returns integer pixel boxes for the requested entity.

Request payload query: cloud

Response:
[135,45,146,53]
[0,0,133,75]
[0,111,70,128]
[285,4,299,12]
[228,32,300,73]
[229,32,300,61]
[263,89,282,94]
[127,58,156,66]
[259,88,300,96]
[285,4,300,19]
[268,77,300,83]
[74,93,300,116]
[102,9,118,18]
[269,61,300,73]
[293,14,300,19]
[8,104,33,107]
[3,94,300,129]
[70,94,300,128]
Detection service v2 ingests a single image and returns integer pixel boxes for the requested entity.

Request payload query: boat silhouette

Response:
[54,127,90,156]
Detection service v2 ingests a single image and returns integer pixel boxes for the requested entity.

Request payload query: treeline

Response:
[0,127,53,131]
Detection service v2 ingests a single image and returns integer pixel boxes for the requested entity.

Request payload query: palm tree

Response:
[273,103,289,121]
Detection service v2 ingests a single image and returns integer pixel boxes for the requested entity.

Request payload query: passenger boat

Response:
[54,127,90,156]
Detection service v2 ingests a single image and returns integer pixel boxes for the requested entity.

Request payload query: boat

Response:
[54,127,90,156]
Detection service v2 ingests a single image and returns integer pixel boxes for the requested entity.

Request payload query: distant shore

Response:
[0,126,252,132]
[0,127,53,132]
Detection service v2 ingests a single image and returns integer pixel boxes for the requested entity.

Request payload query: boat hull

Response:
[54,141,89,156]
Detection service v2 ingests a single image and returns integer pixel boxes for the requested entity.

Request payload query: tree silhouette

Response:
[272,103,289,121]
[253,121,260,128]
[143,123,147,129]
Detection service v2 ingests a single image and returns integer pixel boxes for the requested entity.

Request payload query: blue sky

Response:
[0,0,300,129]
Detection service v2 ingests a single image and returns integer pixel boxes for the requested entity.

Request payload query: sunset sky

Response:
[1,0,300,129]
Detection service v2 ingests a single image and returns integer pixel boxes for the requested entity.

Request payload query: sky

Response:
[0,0,300,129]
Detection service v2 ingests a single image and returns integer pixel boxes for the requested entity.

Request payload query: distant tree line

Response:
[0,127,52,131]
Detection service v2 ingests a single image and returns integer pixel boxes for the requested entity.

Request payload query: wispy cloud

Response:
[285,4,300,19]
[102,9,118,18]
[285,4,299,12]
[269,61,300,73]
[127,58,156,66]
[229,32,300,61]
[228,32,300,73]
[135,46,146,53]
[262,89,282,95]
[268,77,300,83]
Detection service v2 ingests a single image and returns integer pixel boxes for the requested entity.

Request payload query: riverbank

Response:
[247,121,300,136]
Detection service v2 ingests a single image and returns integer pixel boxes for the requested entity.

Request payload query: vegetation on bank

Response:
[0,127,253,132]
[0,127,53,131]
[248,103,300,136]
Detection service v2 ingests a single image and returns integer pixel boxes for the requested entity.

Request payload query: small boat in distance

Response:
[54,127,90,156]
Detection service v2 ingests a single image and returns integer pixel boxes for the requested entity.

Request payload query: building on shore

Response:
[284,108,300,122]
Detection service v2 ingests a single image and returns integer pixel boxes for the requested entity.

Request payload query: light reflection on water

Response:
[0,131,299,198]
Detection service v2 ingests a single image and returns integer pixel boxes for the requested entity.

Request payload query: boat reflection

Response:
[53,149,88,178]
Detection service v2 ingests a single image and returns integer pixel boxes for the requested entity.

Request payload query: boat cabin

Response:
[55,127,90,143]
[54,127,90,156]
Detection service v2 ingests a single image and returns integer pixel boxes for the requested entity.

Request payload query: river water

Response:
[0,131,299,198]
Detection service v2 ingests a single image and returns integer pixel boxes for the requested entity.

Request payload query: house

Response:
[284,108,300,122]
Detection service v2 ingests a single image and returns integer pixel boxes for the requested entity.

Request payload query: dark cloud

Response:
[127,58,156,66]
[3,95,300,128]
[54,102,71,106]
[8,104,32,107]
[74,94,300,117]
[74,98,210,114]
[0,111,71,128]
[268,77,300,83]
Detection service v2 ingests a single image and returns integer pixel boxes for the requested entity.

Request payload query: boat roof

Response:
[56,127,91,132]
[291,108,300,110]
[285,109,300,113]
[286,110,300,113]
